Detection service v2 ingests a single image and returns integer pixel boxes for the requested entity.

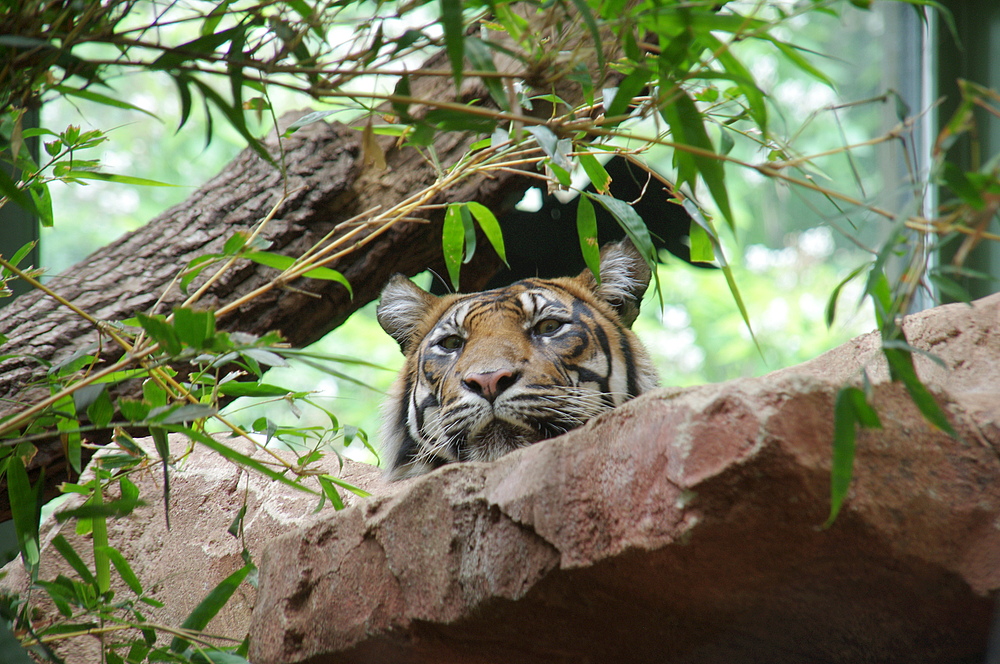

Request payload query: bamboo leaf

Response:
[173,307,215,350]
[56,394,83,473]
[33,580,74,618]
[566,0,605,74]
[846,386,883,429]
[587,193,656,265]
[361,120,387,170]
[190,649,253,664]
[143,380,167,408]
[120,475,140,507]
[29,182,53,227]
[880,339,947,368]
[223,232,249,255]
[6,240,37,269]
[719,261,762,358]
[525,125,558,160]
[239,348,289,368]
[718,126,735,155]
[97,545,144,595]
[322,474,372,498]
[459,204,477,264]
[465,36,508,111]
[72,383,104,417]
[86,388,114,429]
[153,403,218,425]
[151,426,172,529]
[51,85,158,118]
[527,126,572,172]
[245,252,353,295]
[701,33,767,130]
[392,73,412,122]
[825,387,859,527]
[0,166,38,216]
[170,563,253,652]
[228,504,247,538]
[171,72,194,130]
[604,66,651,121]
[186,75,274,165]
[7,453,40,571]
[230,245,282,270]
[825,264,867,328]
[684,198,762,356]
[90,486,111,594]
[660,89,734,230]
[466,201,507,266]
[882,346,956,435]
[151,27,242,70]
[688,220,715,263]
[767,39,835,86]
[317,475,345,510]
[51,535,97,586]
[137,313,182,355]
[577,153,611,194]
[587,192,662,304]
[928,271,971,303]
[170,426,318,496]
[119,398,150,422]
[424,108,497,134]
[865,263,894,328]
[443,204,464,291]
[227,25,247,121]
[825,385,883,527]
[283,110,338,136]
[60,170,177,187]
[576,195,601,283]
[201,0,232,36]
[216,382,292,398]
[440,0,465,88]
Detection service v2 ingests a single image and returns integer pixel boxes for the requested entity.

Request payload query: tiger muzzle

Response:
[462,369,520,403]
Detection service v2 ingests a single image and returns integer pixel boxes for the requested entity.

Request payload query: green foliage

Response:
[169,563,254,654]
[0,292,368,658]
[576,196,601,282]
[826,382,882,527]
[1,0,998,658]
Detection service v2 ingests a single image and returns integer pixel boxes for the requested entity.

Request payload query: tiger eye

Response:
[534,319,563,335]
[438,335,464,350]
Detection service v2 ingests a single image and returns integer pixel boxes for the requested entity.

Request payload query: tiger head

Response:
[376,240,659,478]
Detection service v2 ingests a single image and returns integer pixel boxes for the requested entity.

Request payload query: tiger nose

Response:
[463,369,518,402]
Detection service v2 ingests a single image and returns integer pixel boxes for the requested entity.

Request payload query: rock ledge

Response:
[250,295,1000,664]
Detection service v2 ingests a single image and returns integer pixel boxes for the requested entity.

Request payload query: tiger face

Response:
[376,240,659,478]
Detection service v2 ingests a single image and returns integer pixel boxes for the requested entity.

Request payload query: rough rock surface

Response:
[0,435,385,662]
[249,293,1000,664]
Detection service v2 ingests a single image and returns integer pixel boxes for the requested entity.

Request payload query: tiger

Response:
[376,239,659,479]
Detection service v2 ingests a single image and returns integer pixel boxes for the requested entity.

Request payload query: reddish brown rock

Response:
[249,294,1000,664]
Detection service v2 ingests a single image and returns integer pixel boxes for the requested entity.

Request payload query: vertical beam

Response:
[0,107,40,305]
[881,3,937,312]
[937,1,1000,300]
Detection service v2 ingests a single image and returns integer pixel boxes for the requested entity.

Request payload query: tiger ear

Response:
[377,274,438,352]
[578,240,651,328]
